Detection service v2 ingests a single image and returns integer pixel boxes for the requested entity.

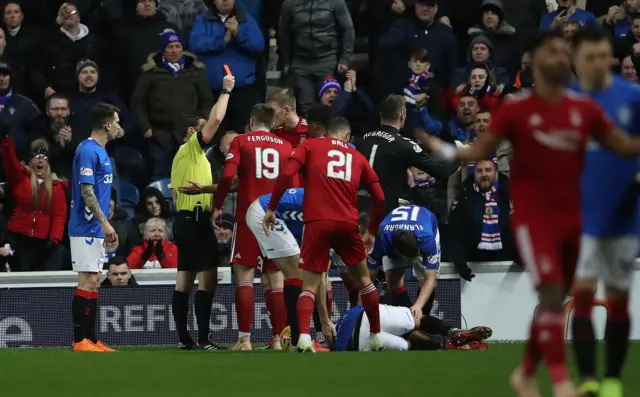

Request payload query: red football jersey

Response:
[488,90,613,214]
[224,130,294,220]
[272,117,308,148]
[291,137,379,224]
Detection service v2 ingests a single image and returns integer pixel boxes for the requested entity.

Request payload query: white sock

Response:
[238,332,250,341]
[298,333,312,345]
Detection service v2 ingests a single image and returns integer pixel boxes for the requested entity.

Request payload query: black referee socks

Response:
[195,290,214,345]
[172,290,192,345]
[72,289,92,343]
[283,282,302,344]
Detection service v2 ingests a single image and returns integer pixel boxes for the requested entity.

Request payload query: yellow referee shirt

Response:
[171,132,213,212]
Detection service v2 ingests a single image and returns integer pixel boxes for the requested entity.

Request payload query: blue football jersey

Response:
[333,306,364,351]
[68,138,113,238]
[368,205,440,270]
[259,188,304,240]
[571,76,640,236]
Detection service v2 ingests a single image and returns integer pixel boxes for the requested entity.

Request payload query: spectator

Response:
[467,0,520,76]
[33,94,76,180]
[620,54,639,81]
[109,188,141,258]
[2,3,36,96]
[0,135,68,271]
[102,257,139,287]
[449,159,516,280]
[215,213,234,265]
[538,0,597,32]
[499,0,548,45]
[402,48,445,120]
[134,186,174,240]
[127,217,178,269]
[0,213,10,271]
[158,0,208,40]
[68,59,136,147]
[117,0,180,100]
[31,2,101,101]
[601,0,640,39]
[279,0,355,114]
[407,167,448,221]
[562,19,581,39]
[378,0,457,99]
[319,72,376,138]
[131,29,212,179]
[454,65,502,113]
[0,61,39,161]
[189,0,264,133]
[614,13,640,60]
[472,110,511,176]
[452,35,511,94]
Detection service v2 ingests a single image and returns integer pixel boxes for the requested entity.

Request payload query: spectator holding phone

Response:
[539,0,597,32]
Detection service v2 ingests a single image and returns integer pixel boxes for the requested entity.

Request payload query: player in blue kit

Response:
[569,28,640,397]
[68,103,122,352]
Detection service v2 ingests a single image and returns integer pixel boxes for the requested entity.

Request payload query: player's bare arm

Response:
[201,74,235,143]
[317,273,336,345]
[425,131,501,162]
[595,126,640,156]
[80,183,116,244]
[412,269,437,321]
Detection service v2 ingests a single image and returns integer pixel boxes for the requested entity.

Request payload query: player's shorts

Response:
[173,210,218,272]
[357,304,416,351]
[70,236,105,273]
[231,221,278,272]
[300,220,365,273]
[245,200,300,260]
[575,234,639,290]
[512,213,580,288]
[330,249,348,274]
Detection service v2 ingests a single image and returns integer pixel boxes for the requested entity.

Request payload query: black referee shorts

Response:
[173,210,218,272]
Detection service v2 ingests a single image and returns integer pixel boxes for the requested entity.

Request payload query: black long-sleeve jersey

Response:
[356,125,459,212]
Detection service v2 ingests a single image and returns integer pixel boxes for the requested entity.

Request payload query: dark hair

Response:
[134,187,171,224]
[307,104,334,129]
[529,30,566,55]
[107,256,129,268]
[379,95,406,123]
[327,116,351,136]
[391,230,420,258]
[46,93,68,108]
[250,103,276,129]
[570,26,610,50]
[409,47,429,63]
[89,103,120,131]
[358,212,370,236]
[110,187,118,203]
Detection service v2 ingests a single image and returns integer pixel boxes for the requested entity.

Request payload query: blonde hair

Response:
[267,88,297,111]
[144,217,166,239]
[29,139,53,212]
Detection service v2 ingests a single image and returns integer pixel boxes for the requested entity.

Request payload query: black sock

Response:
[86,297,98,343]
[312,307,322,335]
[348,290,359,307]
[283,284,301,344]
[605,319,630,378]
[420,316,452,338]
[72,290,91,343]
[390,291,412,307]
[172,290,193,345]
[194,290,214,345]
[572,317,596,379]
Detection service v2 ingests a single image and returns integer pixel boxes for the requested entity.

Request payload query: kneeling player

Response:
[332,303,492,351]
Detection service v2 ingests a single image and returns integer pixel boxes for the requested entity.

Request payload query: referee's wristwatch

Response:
[221,89,232,95]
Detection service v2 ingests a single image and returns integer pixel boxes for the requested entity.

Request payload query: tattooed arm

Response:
[80,183,108,224]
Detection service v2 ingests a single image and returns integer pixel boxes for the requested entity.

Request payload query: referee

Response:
[170,74,235,350]
[357,95,460,212]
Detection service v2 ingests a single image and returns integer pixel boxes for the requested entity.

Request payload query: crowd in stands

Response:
[0,0,636,279]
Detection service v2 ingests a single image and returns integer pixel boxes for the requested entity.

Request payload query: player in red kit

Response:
[265,118,388,353]
[268,88,309,147]
[426,31,640,397]
[214,104,293,351]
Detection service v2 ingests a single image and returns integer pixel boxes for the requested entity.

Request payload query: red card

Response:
[223,64,232,76]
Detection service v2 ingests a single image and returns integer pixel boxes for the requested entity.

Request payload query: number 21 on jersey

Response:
[327,150,352,181]
[255,148,280,179]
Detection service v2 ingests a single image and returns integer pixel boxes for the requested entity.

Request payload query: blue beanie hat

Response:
[161,29,183,50]
[319,77,341,98]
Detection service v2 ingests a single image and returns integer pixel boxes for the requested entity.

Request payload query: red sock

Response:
[573,290,594,318]
[297,290,315,335]
[609,298,629,322]
[535,309,568,384]
[345,280,357,293]
[391,285,405,295]
[270,288,287,335]
[235,282,254,333]
[522,316,541,377]
[326,280,333,318]
[359,283,380,334]
[262,284,273,335]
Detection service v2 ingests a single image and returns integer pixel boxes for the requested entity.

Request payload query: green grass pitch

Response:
[1,343,638,397]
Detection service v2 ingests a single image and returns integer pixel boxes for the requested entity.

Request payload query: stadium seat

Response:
[113,145,145,185]
[148,178,172,201]
[120,181,139,208]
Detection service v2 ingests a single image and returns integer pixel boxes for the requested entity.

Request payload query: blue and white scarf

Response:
[0,89,12,112]
[473,182,502,251]
[162,56,185,76]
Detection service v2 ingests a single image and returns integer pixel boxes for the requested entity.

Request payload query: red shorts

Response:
[512,212,580,289]
[300,220,365,273]
[231,221,277,272]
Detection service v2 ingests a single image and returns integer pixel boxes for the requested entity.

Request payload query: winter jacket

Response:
[278,0,355,65]
[467,20,519,76]
[0,137,67,243]
[189,7,264,90]
[0,93,40,161]
[331,89,375,137]
[110,207,141,257]
[451,35,511,89]
[68,88,136,141]
[130,52,212,148]
[127,239,178,269]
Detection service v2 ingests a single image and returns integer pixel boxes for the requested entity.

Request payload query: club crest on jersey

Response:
[528,113,542,127]
[300,136,306,143]
[80,167,93,176]
[569,108,582,127]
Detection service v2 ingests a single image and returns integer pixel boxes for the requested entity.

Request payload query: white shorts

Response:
[246,200,300,260]
[70,236,105,273]
[358,304,416,351]
[575,234,639,290]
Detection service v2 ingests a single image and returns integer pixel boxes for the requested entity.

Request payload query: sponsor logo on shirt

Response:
[80,167,93,176]
[413,144,422,153]
[533,130,581,151]
[226,153,234,160]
